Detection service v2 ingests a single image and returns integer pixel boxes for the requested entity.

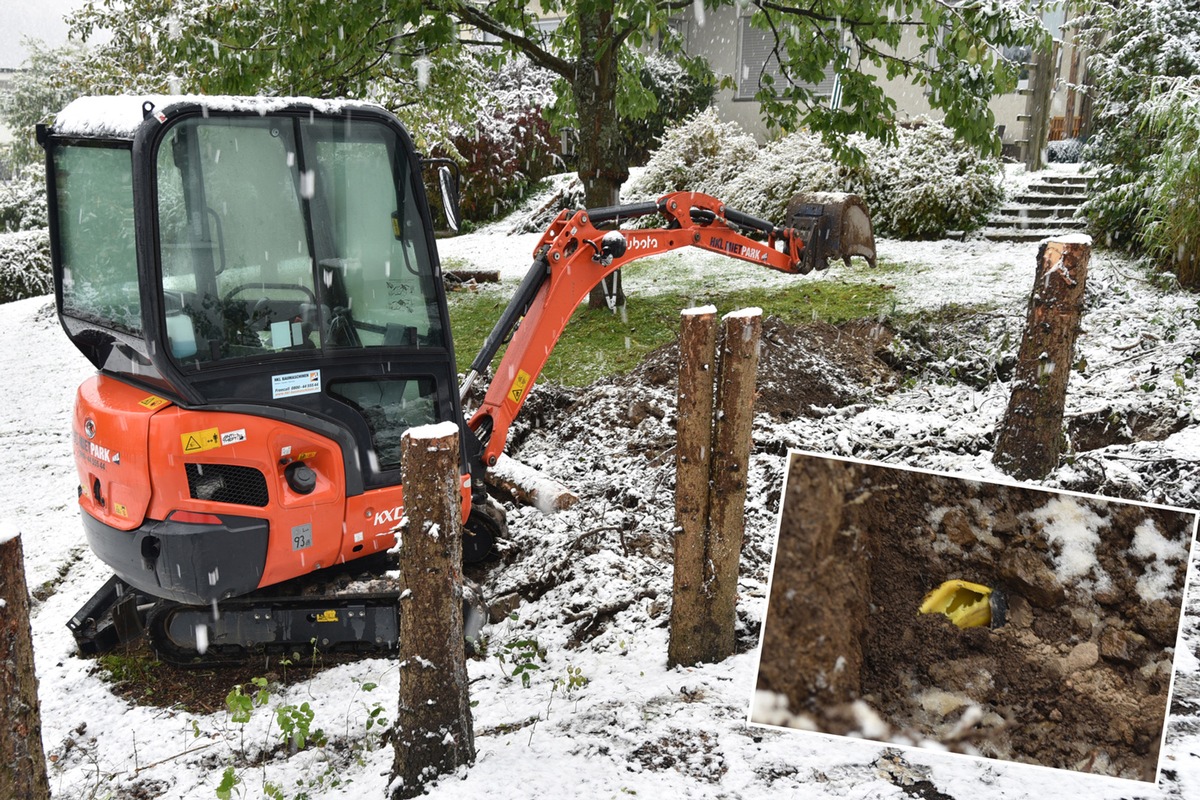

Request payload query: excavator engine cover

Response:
[785,192,877,274]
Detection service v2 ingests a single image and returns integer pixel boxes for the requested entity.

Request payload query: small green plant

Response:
[275,701,323,751]
[216,765,241,799]
[497,637,546,688]
[558,664,589,694]
[342,676,391,763]
[215,675,328,800]
[226,677,270,725]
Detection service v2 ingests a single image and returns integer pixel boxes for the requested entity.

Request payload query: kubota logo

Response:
[374,505,404,527]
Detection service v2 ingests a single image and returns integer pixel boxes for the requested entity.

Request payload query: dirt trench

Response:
[756,453,1195,782]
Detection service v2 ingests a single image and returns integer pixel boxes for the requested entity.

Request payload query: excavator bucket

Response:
[785,192,877,274]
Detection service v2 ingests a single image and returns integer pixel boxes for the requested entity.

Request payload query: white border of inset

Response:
[746,447,1200,789]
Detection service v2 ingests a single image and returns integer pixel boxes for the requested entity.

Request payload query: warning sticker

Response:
[507,369,532,404]
[114,502,128,517]
[139,395,169,410]
[181,427,221,453]
[272,369,321,399]
[316,610,338,623]
[220,429,247,446]
[297,450,317,461]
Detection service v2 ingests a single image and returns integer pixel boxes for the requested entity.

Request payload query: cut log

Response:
[486,454,578,512]
[704,308,763,661]
[993,235,1092,480]
[668,306,719,669]
[0,531,50,800]
[391,422,474,799]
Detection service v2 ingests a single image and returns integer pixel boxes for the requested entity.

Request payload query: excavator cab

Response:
[40,97,478,655]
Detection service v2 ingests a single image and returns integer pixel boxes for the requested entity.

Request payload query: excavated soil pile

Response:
[756,454,1195,781]
[622,316,897,420]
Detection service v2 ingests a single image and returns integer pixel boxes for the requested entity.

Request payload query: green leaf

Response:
[216,766,240,800]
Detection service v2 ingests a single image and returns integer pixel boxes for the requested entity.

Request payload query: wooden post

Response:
[668,305,719,668]
[668,307,762,667]
[993,236,1092,480]
[0,531,51,800]
[757,455,866,710]
[391,422,474,800]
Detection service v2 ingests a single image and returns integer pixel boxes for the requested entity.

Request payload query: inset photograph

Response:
[751,451,1198,783]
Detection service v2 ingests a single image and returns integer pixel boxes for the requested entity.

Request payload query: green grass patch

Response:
[98,652,162,690]
[448,278,895,387]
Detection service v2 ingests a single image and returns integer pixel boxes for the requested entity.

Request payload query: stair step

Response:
[995,205,1082,220]
[981,228,1089,243]
[1037,174,1090,185]
[1014,192,1088,206]
[986,216,1088,230]
[1024,182,1089,196]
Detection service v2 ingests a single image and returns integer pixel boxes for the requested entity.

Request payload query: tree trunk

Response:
[993,237,1092,480]
[757,454,866,709]
[668,306,719,669]
[574,10,630,310]
[704,309,763,661]
[1024,42,1059,171]
[0,532,50,800]
[391,424,474,800]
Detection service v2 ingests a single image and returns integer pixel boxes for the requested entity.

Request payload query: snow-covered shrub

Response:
[1047,138,1084,164]
[620,53,715,167]
[0,164,49,233]
[1139,76,1200,286]
[445,58,562,223]
[861,122,1003,239]
[626,108,760,199]
[0,230,52,303]
[721,131,845,219]
[632,115,1000,238]
[1078,0,1200,258]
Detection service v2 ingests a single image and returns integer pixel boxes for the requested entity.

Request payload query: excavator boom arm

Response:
[462,191,875,468]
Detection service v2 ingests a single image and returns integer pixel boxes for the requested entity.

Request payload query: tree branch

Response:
[440,0,572,77]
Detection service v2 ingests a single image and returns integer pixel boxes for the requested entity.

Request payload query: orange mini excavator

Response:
[39,96,875,661]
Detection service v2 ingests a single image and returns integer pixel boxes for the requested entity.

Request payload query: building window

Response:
[737,16,836,101]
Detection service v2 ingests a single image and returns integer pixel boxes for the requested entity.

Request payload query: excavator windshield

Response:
[156,114,444,366]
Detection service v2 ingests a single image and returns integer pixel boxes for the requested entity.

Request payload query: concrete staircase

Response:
[982,173,1090,243]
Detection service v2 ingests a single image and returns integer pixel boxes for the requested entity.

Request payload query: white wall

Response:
[681,7,1031,148]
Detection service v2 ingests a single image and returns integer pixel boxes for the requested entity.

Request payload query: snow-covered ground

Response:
[3,201,1200,798]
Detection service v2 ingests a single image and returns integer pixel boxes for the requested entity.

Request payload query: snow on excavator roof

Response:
[50,95,377,139]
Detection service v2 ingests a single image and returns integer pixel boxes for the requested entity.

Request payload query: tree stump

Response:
[391,423,474,800]
[668,307,762,667]
[993,236,1092,480]
[0,531,50,800]
[668,306,719,669]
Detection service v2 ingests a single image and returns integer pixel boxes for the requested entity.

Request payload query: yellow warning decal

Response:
[508,369,532,404]
[114,503,128,517]
[181,427,221,453]
[316,610,339,623]
[297,450,317,461]
[139,395,169,410]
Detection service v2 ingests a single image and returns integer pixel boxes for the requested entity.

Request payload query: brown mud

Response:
[756,454,1195,781]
